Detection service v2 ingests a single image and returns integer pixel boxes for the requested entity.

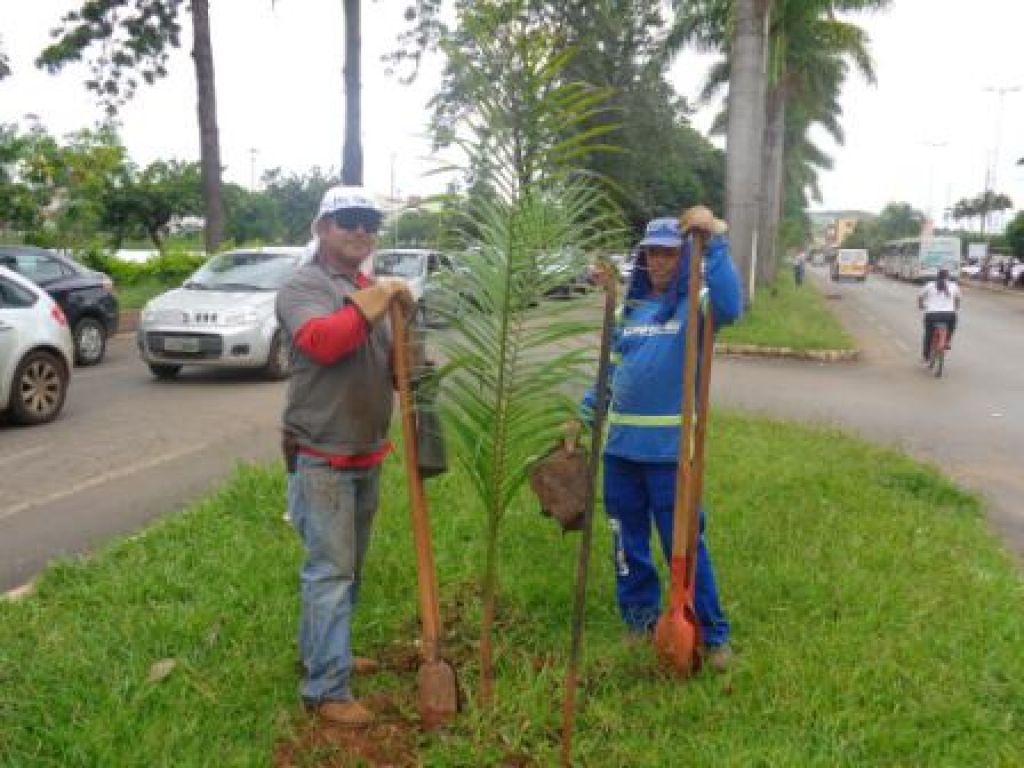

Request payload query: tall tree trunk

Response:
[757,83,786,287]
[191,0,224,254]
[725,0,770,304]
[342,0,363,185]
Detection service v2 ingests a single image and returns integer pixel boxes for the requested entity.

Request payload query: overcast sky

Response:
[2,0,1023,227]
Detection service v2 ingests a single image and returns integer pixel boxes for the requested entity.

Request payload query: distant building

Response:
[828,217,859,247]
[808,211,869,249]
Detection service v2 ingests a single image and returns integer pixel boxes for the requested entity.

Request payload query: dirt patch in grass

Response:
[273,693,419,768]
[274,593,483,767]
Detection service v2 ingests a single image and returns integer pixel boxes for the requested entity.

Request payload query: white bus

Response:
[881,236,961,282]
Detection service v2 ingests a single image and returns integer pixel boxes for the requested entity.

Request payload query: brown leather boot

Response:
[313,699,375,726]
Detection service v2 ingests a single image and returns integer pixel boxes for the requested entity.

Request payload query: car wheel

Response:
[9,350,68,425]
[263,331,289,380]
[74,317,107,366]
[148,363,182,380]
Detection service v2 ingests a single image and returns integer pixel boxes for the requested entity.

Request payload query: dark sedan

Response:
[0,246,119,365]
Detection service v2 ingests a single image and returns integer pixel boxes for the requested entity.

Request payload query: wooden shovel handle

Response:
[685,301,715,590]
[391,304,443,661]
[671,233,706,561]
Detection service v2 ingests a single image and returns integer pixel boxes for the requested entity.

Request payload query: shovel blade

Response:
[417,659,458,730]
[653,610,701,677]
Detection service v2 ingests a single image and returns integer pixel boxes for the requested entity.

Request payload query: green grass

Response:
[2,413,1023,766]
[718,272,855,351]
[117,278,179,310]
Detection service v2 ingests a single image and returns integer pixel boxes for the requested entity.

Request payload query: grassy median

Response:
[717,271,855,352]
[2,412,1022,766]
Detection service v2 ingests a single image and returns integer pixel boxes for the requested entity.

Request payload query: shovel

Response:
[653,231,710,677]
[390,304,458,728]
[560,274,618,767]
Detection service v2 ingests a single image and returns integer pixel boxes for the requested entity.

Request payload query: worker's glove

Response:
[349,278,415,324]
[680,205,727,236]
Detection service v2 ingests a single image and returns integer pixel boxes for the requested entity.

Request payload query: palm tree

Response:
[430,4,624,704]
[726,0,771,303]
[191,0,225,252]
[342,0,363,184]
[758,3,884,283]
[671,0,888,290]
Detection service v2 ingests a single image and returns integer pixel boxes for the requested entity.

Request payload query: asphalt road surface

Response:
[714,267,1024,559]
[0,338,287,591]
[3,273,1021,592]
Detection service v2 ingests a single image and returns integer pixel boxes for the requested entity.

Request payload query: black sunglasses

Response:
[330,208,382,234]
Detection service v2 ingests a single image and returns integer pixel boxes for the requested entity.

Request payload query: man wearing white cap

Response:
[276,185,412,726]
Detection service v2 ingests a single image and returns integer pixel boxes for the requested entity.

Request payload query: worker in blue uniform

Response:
[578,206,743,670]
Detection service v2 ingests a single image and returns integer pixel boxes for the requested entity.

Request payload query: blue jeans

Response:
[603,455,730,647]
[287,455,381,703]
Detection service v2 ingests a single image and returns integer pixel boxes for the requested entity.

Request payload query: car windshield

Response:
[187,252,299,291]
[375,251,425,279]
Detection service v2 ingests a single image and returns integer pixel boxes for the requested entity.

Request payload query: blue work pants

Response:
[603,455,730,647]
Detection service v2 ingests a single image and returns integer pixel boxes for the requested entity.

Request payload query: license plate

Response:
[164,337,200,353]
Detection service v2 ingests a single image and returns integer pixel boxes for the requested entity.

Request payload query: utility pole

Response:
[390,152,398,247]
[982,85,1020,233]
[249,147,259,192]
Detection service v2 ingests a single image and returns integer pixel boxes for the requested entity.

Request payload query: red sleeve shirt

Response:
[292,273,372,366]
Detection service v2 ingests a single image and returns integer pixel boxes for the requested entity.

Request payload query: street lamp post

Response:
[249,147,259,192]
[983,85,1020,232]
[921,140,947,225]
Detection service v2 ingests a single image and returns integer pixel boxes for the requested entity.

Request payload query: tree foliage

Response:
[102,159,203,249]
[36,0,185,115]
[1003,210,1024,259]
[395,0,724,235]
[951,191,1014,232]
[0,36,10,80]
[842,201,925,259]
[38,0,224,252]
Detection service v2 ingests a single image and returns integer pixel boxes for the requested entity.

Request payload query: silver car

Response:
[373,248,461,326]
[0,266,75,425]
[137,247,306,380]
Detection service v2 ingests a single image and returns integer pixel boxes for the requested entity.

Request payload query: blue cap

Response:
[637,217,682,249]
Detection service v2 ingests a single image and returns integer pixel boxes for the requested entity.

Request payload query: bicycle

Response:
[927,322,949,378]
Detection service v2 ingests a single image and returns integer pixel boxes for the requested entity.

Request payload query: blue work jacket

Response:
[580,234,743,462]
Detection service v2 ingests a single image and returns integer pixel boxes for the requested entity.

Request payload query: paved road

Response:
[0,338,286,591]
[714,267,1024,558]
[3,275,1021,591]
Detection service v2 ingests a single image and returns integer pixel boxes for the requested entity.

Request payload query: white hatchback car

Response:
[137,247,306,380]
[0,266,75,425]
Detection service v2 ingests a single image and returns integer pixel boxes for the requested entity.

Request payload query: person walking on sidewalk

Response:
[575,208,743,671]
[277,185,413,726]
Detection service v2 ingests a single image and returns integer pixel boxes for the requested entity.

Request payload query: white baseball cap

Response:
[311,185,381,232]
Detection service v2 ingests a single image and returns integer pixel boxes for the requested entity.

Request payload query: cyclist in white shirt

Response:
[917,268,961,363]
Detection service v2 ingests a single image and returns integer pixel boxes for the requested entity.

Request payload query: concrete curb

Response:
[714,342,859,362]
[116,309,140,337]
[3,581,36,601]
